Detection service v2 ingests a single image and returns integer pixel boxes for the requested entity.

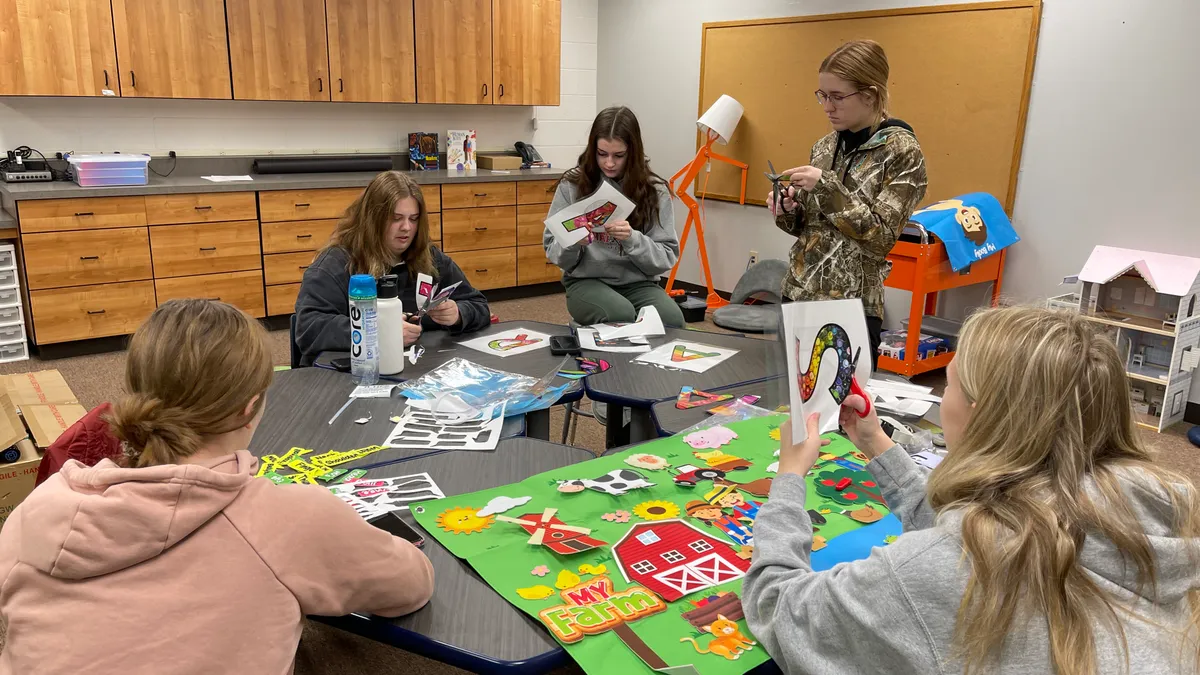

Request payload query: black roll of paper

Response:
[252,155,393,175]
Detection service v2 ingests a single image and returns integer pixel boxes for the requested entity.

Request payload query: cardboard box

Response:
[5,370,78,406]
[23,403,87,449]
[477,154,522,170]
[0,439,42,529]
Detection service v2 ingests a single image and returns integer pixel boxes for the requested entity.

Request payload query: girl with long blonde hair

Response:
[294,171,491,366]
[0,300,434,674]
[745,305,1200,674]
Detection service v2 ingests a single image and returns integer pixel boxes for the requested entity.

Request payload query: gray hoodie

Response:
[542,179,679,286]
[745,446,1199,675]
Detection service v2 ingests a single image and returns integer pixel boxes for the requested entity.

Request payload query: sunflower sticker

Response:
[632,500,680,521]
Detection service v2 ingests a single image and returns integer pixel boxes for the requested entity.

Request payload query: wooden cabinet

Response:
[442,183,517,209]
[442,207,516,253]
[261,219,338,254]
[145,192,257,225]
[17,196,146,234]
[454,249,517,290]
[149,220,263,278]
[264,251,317,286]
[259,188,362,222]
[267,283,303,317]
[259,186,360,315]
[110,0,232,99]
[155,271,266,318]
[327,0,416,103]
[518,244,561,285]
[517,179,558,205]
[492,0,560,106]
[514,177,555,283]
[23,228,153,290]
[226,0,330,101]
[0,0,118,96]
[30,281,157,344]
[414,0,493,104]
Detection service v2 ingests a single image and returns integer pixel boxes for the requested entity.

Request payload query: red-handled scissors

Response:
[847,347,872,419]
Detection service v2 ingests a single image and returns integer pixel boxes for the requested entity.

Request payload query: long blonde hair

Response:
[928,306,1200,674]
[820,40,890,119]
[327,171,435,280]
[107,299,273,467]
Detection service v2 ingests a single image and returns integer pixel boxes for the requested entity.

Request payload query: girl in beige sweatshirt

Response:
[0,299,434,675]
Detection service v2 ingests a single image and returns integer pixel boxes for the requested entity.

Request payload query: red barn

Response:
[611,519,750,602]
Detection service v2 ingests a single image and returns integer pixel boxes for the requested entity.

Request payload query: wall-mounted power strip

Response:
[0,170,52,183]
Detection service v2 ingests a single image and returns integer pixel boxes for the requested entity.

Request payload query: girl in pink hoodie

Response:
[0,299,434,675]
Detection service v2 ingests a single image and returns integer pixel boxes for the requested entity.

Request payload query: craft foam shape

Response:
[672,345,720,362]
[681,591,746,627]
[435,506,495,534]
[692,448,749,469]
[516,585,555,600]
[679,614,757,660]
[558,357,611,380]
[624,454,669,471]
[683,426,738,450]
[578,563,607,576]
[675,386,733,410]
[813,468,884,506]
[555,569,582,590]
[631,500,680,521]
[610,519,752,602]
[720,476,773,498]
[531,565,550,577]
[844,504,885,524]
[476,495,533,517]
[496,508,607,555]
[536,575,668,644]
[558,469,655,496]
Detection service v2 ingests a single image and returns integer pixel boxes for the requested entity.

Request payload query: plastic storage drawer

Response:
[0,323,24,344]
[0,268,17,290]
[0,245,14,270]
[0,340,28,364]
[0,305,22,326]
[0,287,21,308]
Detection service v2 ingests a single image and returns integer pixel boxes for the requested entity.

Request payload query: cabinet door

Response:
[414,0,492,104]
[328,0,416,103]
[110,0,231,99]
[226,0,330,101]
[0,0,118,96]
[492,0,560,106]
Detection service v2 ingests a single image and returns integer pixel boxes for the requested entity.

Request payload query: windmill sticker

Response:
[496,508,608,555]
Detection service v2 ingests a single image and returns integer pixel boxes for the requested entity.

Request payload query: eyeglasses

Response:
[815,90,863,106]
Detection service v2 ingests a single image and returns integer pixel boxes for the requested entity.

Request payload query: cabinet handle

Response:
[473,227,487,231]
[473,193,487,197]
[475,269,488,273]
[339,78,344,93]
[194,205,212,211]
[295,203,310,208]
[482,83,488,99]
[79,255,99,260]
[199,246,217,251]
[130,71,136,88]
[296,233,312,239]
[103,70,109,87]
[87,309,106,315]
[499,83,504,98]
[299,264,310,270]
[75,212,94,217]
[318,77,323,92]
[204,297,221,301]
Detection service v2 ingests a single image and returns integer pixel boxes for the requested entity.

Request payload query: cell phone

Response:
[550,334,581,356]
[367,511,425,548]
[330,357,351,372]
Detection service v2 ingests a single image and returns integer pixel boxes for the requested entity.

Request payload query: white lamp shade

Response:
[697,95,744,145]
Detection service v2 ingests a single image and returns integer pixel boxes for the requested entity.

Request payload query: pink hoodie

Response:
[0,450,434,674]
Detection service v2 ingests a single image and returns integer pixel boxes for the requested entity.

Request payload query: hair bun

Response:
[107,394,202,467]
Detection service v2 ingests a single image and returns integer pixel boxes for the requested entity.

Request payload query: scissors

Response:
[765,160,793,213]
[846,347,872,419]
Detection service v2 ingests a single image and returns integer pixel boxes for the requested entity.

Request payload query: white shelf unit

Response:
[0,243,27,364]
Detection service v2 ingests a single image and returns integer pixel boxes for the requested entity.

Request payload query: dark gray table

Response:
[581,328,786,447]
[316,320,582,441]
[249,367,525,470]
[313,438,595,674]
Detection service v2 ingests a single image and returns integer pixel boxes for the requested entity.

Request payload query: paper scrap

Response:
[544,179,636,248]
[350,384,395,398]
[1181,348,1199,372]
[201,175,254,182]
[578,327,651,353]
[592,305,666,342]
[328,472,445,518]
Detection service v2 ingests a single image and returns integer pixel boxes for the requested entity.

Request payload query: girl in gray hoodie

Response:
[543,106,685,328]
[746,305,1200,675]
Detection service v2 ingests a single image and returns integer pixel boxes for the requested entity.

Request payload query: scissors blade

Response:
[767,160,777,176]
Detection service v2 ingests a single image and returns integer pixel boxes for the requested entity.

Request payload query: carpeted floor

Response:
[1,289,1197,674]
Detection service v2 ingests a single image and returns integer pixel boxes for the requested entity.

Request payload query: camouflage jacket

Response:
[774,123,928,318]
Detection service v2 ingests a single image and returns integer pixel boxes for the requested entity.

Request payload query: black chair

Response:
[288,313,302,369]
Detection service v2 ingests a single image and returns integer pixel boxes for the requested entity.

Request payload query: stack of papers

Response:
[868,378,942,417]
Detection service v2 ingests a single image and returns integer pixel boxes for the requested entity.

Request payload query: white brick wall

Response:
[0,1,597,169]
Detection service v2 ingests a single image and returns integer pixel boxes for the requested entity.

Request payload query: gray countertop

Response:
[0,209,13,229]
[0,167,564,201]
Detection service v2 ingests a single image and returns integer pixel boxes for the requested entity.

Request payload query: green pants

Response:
[564,279,686,328]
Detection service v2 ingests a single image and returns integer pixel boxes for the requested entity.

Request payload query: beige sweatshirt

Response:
[0,450,434,675]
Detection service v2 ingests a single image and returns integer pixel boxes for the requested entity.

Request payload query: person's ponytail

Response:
[108,393,203,468]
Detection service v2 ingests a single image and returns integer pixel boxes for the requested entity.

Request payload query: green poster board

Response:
[410,416,890,675]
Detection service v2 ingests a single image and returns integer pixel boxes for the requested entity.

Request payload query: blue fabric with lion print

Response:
[908,192,1019,272]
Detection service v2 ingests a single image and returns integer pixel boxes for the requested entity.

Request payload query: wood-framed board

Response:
[696,0,1043,212]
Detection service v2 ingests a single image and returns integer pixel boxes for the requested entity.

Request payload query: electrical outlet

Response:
[748,250,759,267]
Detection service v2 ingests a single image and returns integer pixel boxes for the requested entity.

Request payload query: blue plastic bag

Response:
[396,358,569,418]
[908,192,1019,272]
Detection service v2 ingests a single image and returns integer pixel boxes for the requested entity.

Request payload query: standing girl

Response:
[545,106,685,327]
[768,40,928,362]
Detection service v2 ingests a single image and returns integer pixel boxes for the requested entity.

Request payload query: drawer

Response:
[0,304,23,325]
[424,185,441,213]
[0,322,25,344]
[266,283,301,316]
[18,196,147,233]
[30,280,157,344]
[0,340,27,363]
[453,248,516,291]
[441,182,516,209]
[0,287,20,308]
[442,206,516,253]
[517,179,558,205]
[144,192,258,225]
[0,244,15,269]
[264,251,317,286]
[517,204,548,246]
[149,220,262,278]
[517,245,562,285]
[258,188,362,222]
[428,213,441,242]
[155,270,266,318]
[23,228,153,290]
[0,268,17,289]
[261,219,337,254]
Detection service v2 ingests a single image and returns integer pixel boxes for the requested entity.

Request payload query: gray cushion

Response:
[712,303,782,334]
[729,258,788,304]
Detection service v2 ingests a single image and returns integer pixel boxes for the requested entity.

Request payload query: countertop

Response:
[0,167,564,201]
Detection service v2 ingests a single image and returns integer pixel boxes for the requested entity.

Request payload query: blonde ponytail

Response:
[107,299,273,467]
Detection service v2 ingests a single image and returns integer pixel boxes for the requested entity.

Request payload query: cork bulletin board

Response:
[696,0,1043,212]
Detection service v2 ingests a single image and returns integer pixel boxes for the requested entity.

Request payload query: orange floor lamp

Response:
[665,94,748,310]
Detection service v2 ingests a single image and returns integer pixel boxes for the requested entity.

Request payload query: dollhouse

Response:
[611,520,750,602]
[1074,246,1200,432]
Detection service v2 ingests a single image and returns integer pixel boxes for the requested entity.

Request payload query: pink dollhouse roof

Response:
[1078,246,1200,297]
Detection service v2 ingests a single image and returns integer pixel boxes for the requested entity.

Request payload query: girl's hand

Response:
[838,393,895,460]
[604,219,633,241]
[777,414,830,477]
[784,166,822,192]
[402,314,423,346]
[427,299,460,327]
[765,186,799,216]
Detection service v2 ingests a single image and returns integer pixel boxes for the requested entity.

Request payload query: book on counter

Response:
[447,130,476,171]
[408,132,439,171]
